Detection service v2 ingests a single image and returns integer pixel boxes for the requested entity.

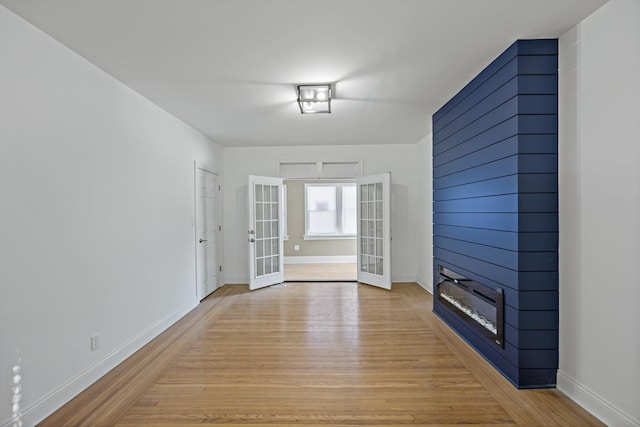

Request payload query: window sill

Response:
[303,235,356,241]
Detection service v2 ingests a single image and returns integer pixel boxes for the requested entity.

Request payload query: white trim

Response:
[6,300,198,427]
[557,371,640,427]
[303,234,356,241]
[390,276,419,284]
[284,255,356,264]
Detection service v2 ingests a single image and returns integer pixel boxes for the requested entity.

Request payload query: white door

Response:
[248,175,284,290]
[357,172,392,290]
[196,168,219,300]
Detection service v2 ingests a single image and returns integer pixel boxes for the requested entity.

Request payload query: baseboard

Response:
[416,276,433,294]
[390,276,418,284]
[6,299,198,427]
[557,370,640,427]
[284,256,356,264]
[224,278,249,285]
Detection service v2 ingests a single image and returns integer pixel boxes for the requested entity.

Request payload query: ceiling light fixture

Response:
[297,84,332,114]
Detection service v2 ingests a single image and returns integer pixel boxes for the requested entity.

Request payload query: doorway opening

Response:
[282,178,357,282]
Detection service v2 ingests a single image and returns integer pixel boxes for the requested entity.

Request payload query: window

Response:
[304,183,356,239]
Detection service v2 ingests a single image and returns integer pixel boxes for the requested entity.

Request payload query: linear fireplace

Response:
[436,265,503,348]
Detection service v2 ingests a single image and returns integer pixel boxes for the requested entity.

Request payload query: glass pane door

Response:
[356,173,391,290]
[249,176,284,290]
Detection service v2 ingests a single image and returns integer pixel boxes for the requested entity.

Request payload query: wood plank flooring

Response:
[40,283,603,426]
[284,263,357,281]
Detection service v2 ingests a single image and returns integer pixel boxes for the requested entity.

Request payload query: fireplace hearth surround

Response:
[432,39,559,389]
[436,265,504,348]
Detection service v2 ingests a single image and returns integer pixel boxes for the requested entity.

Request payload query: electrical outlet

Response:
[294,245,300,251]
[90,334,100,351]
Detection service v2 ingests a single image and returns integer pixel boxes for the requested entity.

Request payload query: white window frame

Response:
[303,183,356,240]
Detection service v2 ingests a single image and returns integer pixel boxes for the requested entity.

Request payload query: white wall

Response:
[558,0,640,425]
[415,134,433,293]
[223,144,422,284]
[0,7,223,425]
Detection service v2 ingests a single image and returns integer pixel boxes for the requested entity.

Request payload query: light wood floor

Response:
[284,263,357,281]
[41,283,603,426]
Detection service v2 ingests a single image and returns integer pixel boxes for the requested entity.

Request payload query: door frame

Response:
[194,161,222,300]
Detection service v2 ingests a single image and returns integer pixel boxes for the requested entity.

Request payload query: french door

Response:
[357,173,391,290]
[248,175,284,290]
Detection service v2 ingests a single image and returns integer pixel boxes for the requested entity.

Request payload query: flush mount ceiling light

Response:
[297,84,332,114]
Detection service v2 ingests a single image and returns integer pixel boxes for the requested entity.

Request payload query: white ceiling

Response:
[1,0,606,147]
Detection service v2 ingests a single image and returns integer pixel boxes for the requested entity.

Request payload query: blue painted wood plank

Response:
[433,42,518,124]
[516,369,557,388]
[519,213,558,232]
[515,39,558,55]
[434,136,518,177]
[434,212,557,232]
[436,98,520,152]
[507,289,558,311]
[434,174,559,201]
[505,326,558,350]
[504,346,558,369]
[435,236,556,271]
[518,95,558,114]
[434,116,518,162]
[434,195,521,213]
[434,175,518,200]
[434,235,518,269]
[517,55,558,75]
[433,225,519,251]
[435,77,518,141]
[519,194,558,212]
[505,306,559,330]
[519,232,558,252]
[434,156,518,190]
[519,174,557,193]
[519,252,558,271]
[434,212,519,231]
[517,75,558,94]
[518,115,558,134]
[519,134,557,153]
[434,154,557,190]
[433,193,557,214]
[434,248,518,286]
[517,271,558,291]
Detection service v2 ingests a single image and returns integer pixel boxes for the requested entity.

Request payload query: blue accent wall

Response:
[432,39,558,388]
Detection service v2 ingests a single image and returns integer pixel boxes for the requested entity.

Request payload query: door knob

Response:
[199,239,208,243]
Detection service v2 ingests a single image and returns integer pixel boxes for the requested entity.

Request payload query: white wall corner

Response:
[7,300,198,427]
[557,371,640,427]
[416,276,433,294]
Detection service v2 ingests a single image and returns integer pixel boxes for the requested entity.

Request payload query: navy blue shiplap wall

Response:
[432,39,558,388]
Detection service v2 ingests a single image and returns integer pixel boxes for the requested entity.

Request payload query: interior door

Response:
[196,168,219,300]
[248,175,284,290]
[357,172,391,290]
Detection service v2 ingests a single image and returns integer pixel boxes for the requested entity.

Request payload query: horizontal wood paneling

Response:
[433,174,557,200]
[433,194,558,214]
[433,39,558,388]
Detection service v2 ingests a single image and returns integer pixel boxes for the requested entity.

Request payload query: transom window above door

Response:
[304,183,356,239]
